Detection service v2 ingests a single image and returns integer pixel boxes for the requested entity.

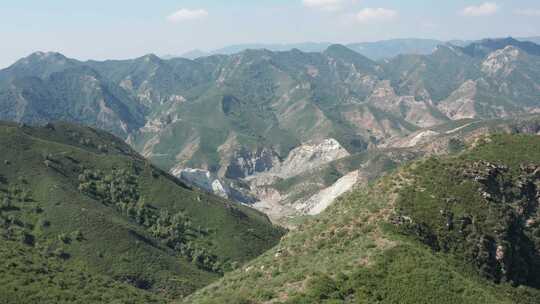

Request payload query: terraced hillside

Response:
[184,134,540,304]
[0,122,284,303]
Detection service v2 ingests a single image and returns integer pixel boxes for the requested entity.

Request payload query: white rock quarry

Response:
[167,138,353,222]
[172,168,230,199]
[296,170,360,215]
[171,138,356,223]
[171,167,256,204]
[244,138,357,221]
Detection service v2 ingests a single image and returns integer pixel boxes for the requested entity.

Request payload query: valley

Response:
[1,36,540,303]
[184,134,540,304]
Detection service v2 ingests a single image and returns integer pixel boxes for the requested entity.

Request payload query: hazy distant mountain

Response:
[178,40,437,60]
[519,36,540,44]
[213,42,333,55]
[177,39,451,60]
[347,38,444,60]
[172,37,540,61]
[177,49,211,60]
[177,42,332,59]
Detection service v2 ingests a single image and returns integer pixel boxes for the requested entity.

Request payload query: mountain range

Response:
[2,37,539,176]
[175,37,540,61]
[1,36,540,303]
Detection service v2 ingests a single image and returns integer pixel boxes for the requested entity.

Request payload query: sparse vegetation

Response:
[184,135,540,304]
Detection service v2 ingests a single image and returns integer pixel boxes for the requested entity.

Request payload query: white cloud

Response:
[167,9,208,22]
[356,8,398,23]
[514,8,540,17]
[460,2,499,17]
[303,0,344,11]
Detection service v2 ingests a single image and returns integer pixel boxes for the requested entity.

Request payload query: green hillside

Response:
[0,122,284,303]
[184,134,540,304]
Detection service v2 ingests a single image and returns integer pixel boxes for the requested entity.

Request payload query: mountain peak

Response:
[0,51,77,81]
[29,51,66,59]
[137,53,162,63]
[19,51,69,66]
[323,44,377,71]
[324,44,357,56]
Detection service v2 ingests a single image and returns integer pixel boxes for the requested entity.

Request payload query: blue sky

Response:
[1,0,539,68]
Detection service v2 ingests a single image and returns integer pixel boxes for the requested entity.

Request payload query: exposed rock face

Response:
[269,139,350,179]
[385,130,441,148]
[225,148,280,179]
[171,168,256,204]
[243,139,365,222]
[171,138,354,222]
[342,106,411,140]
[296,170,360,215]
[481,46,520,77]
[438,80,478,120]
[247,141,423,224]
[223,139,349,181]
[172,168,228,198]
[367,81,444,128]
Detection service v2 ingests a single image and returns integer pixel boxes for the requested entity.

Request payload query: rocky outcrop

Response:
[368,81,445,128]
[397,160,540,287]
[296,171,360,215]
[268,139,350,179]
[224,148,280,179]
[172,138,353,222]
[460,162,540,286]
[172,168,228,198]
[481,46,520,77]
[171,168,256,204]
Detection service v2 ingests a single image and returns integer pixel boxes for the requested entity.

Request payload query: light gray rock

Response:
[171,167,256,204]
[269,138,350,179]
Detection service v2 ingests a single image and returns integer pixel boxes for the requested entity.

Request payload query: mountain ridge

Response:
[174,37,540,61]
[1,37,540,217]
